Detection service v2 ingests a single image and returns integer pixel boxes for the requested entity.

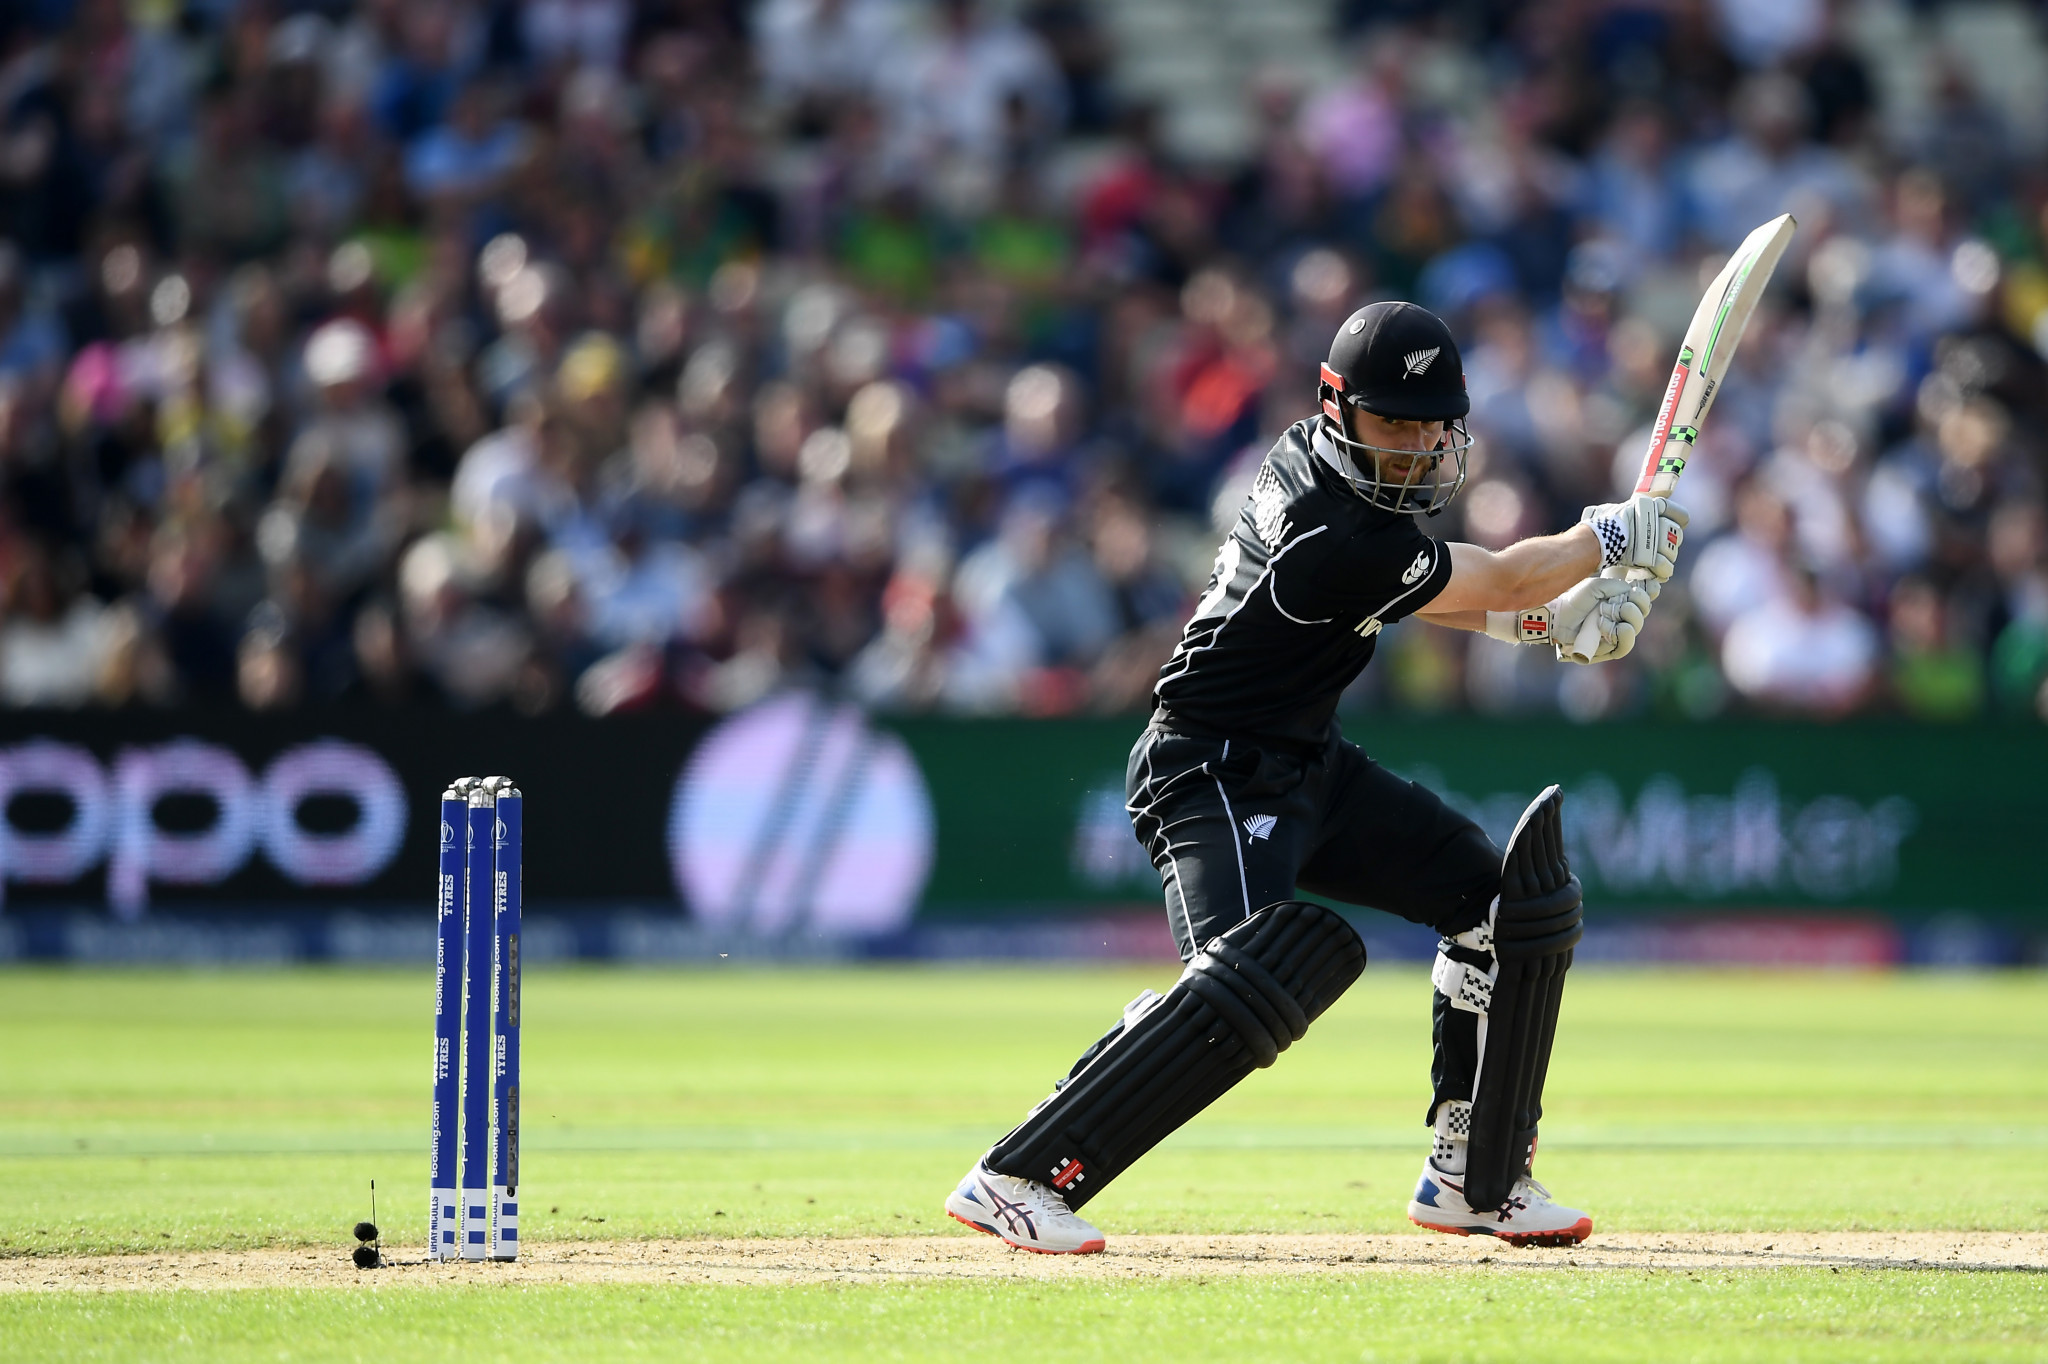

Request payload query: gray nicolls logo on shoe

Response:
[1243,813,1277,841]
[1403,346,1441,377]
[1401,550,1430,584]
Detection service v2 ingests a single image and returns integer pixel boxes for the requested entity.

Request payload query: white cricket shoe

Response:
[1407,1159,1592,1246]
[945,1163,1106,1255]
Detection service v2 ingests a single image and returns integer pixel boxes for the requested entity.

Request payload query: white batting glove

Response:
[1549,575,1659,664]
[1486,576,1645,651]
[1583,495,1688,582]
[1598,575,1658,661]
[1483,604,1560,645]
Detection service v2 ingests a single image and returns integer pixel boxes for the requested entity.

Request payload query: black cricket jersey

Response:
[1152,419,1454,747]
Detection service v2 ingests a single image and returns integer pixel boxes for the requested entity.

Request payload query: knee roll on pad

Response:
[1453,784,1582,1212]
[984,900,1365,1210]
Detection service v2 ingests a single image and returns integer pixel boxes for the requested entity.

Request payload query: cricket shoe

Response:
[1407,1160,1592,1246]
[945,1164,1105,1254]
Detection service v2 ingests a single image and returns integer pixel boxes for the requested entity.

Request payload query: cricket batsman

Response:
[944,300,1687,1252]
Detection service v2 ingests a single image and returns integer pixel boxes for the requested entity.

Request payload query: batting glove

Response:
[1583,495,1688,582]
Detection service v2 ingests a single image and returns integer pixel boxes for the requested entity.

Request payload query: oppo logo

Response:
[0,738,407,917]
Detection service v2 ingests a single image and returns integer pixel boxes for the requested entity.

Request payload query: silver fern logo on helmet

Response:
[1403,346,1441,378]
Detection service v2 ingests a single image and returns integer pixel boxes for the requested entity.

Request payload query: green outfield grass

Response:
[8,1272,2047,1364]
[2,964,2045,1361]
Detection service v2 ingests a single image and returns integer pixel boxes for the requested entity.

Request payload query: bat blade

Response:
[1632,213,1798,498]
[1566,213,1798,661]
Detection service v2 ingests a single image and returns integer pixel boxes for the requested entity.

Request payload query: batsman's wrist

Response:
[1587,512,1628,569]
[1486,606,1553,644]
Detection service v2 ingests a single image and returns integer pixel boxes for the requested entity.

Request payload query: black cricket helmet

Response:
[1316,301,1473,514]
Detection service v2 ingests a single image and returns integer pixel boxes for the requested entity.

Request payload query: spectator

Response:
[1296,38,1402,204]
[1691,480,1794,637]
[398,532,534,707]
[1721,565,1878,715]
[237,610,304,710]
[1867,168,1977,344]
[1887,576,1984,721]
[755,0,908,128]
[991,364,1085,503]
[1580,102,1684,267]
[371,7,476,144]
[0,244,64,385]
[0,540,118,705]
[0,0,2043,726]
[883,0,1065,174]
[288,319,406,510]
[1710,0,1825,70]
[402,81,524,215]
[523,0,633,73]
[947,491,1117,712]
[289,95,377,241]
[1685,72,1865,250]
[165,89,290,262]
[260,435,399,606]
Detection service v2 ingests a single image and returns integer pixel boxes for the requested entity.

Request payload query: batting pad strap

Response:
[1434,1099,1473,1140]
[1492,878,1583,960]
[983,901,1365,1210]
[1197,942,1312,1049]
[1183,965,1282,1068]
[1432,949,1494,1014]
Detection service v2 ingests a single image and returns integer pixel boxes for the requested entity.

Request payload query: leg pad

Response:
[985,901,1364,1209]
[1462,786,1582,1211]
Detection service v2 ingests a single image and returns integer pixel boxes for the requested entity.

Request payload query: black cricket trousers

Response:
[1121,718,1502,1119]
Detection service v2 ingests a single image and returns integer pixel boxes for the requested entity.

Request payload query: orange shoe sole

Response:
[949,1209,1106,1254]
[1409,1214,1592,1247]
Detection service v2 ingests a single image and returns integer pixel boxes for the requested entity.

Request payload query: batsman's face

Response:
[1346,406,1446,483]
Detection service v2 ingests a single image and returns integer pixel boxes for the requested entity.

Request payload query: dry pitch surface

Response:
[8,1231,2046,1291]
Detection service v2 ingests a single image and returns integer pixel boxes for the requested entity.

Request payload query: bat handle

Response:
[1569,615,1601,663]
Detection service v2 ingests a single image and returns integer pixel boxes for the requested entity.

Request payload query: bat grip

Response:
[1568,615,1601,662]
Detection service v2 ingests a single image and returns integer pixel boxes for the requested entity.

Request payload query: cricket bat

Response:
[1567,212,1799,661]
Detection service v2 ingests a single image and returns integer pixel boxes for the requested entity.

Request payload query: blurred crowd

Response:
[2,0,2047,722]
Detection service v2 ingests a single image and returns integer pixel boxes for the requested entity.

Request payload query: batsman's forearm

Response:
[1414,609,1488,633]
[1494,525,1601,608]
[1436,528,1603,614]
